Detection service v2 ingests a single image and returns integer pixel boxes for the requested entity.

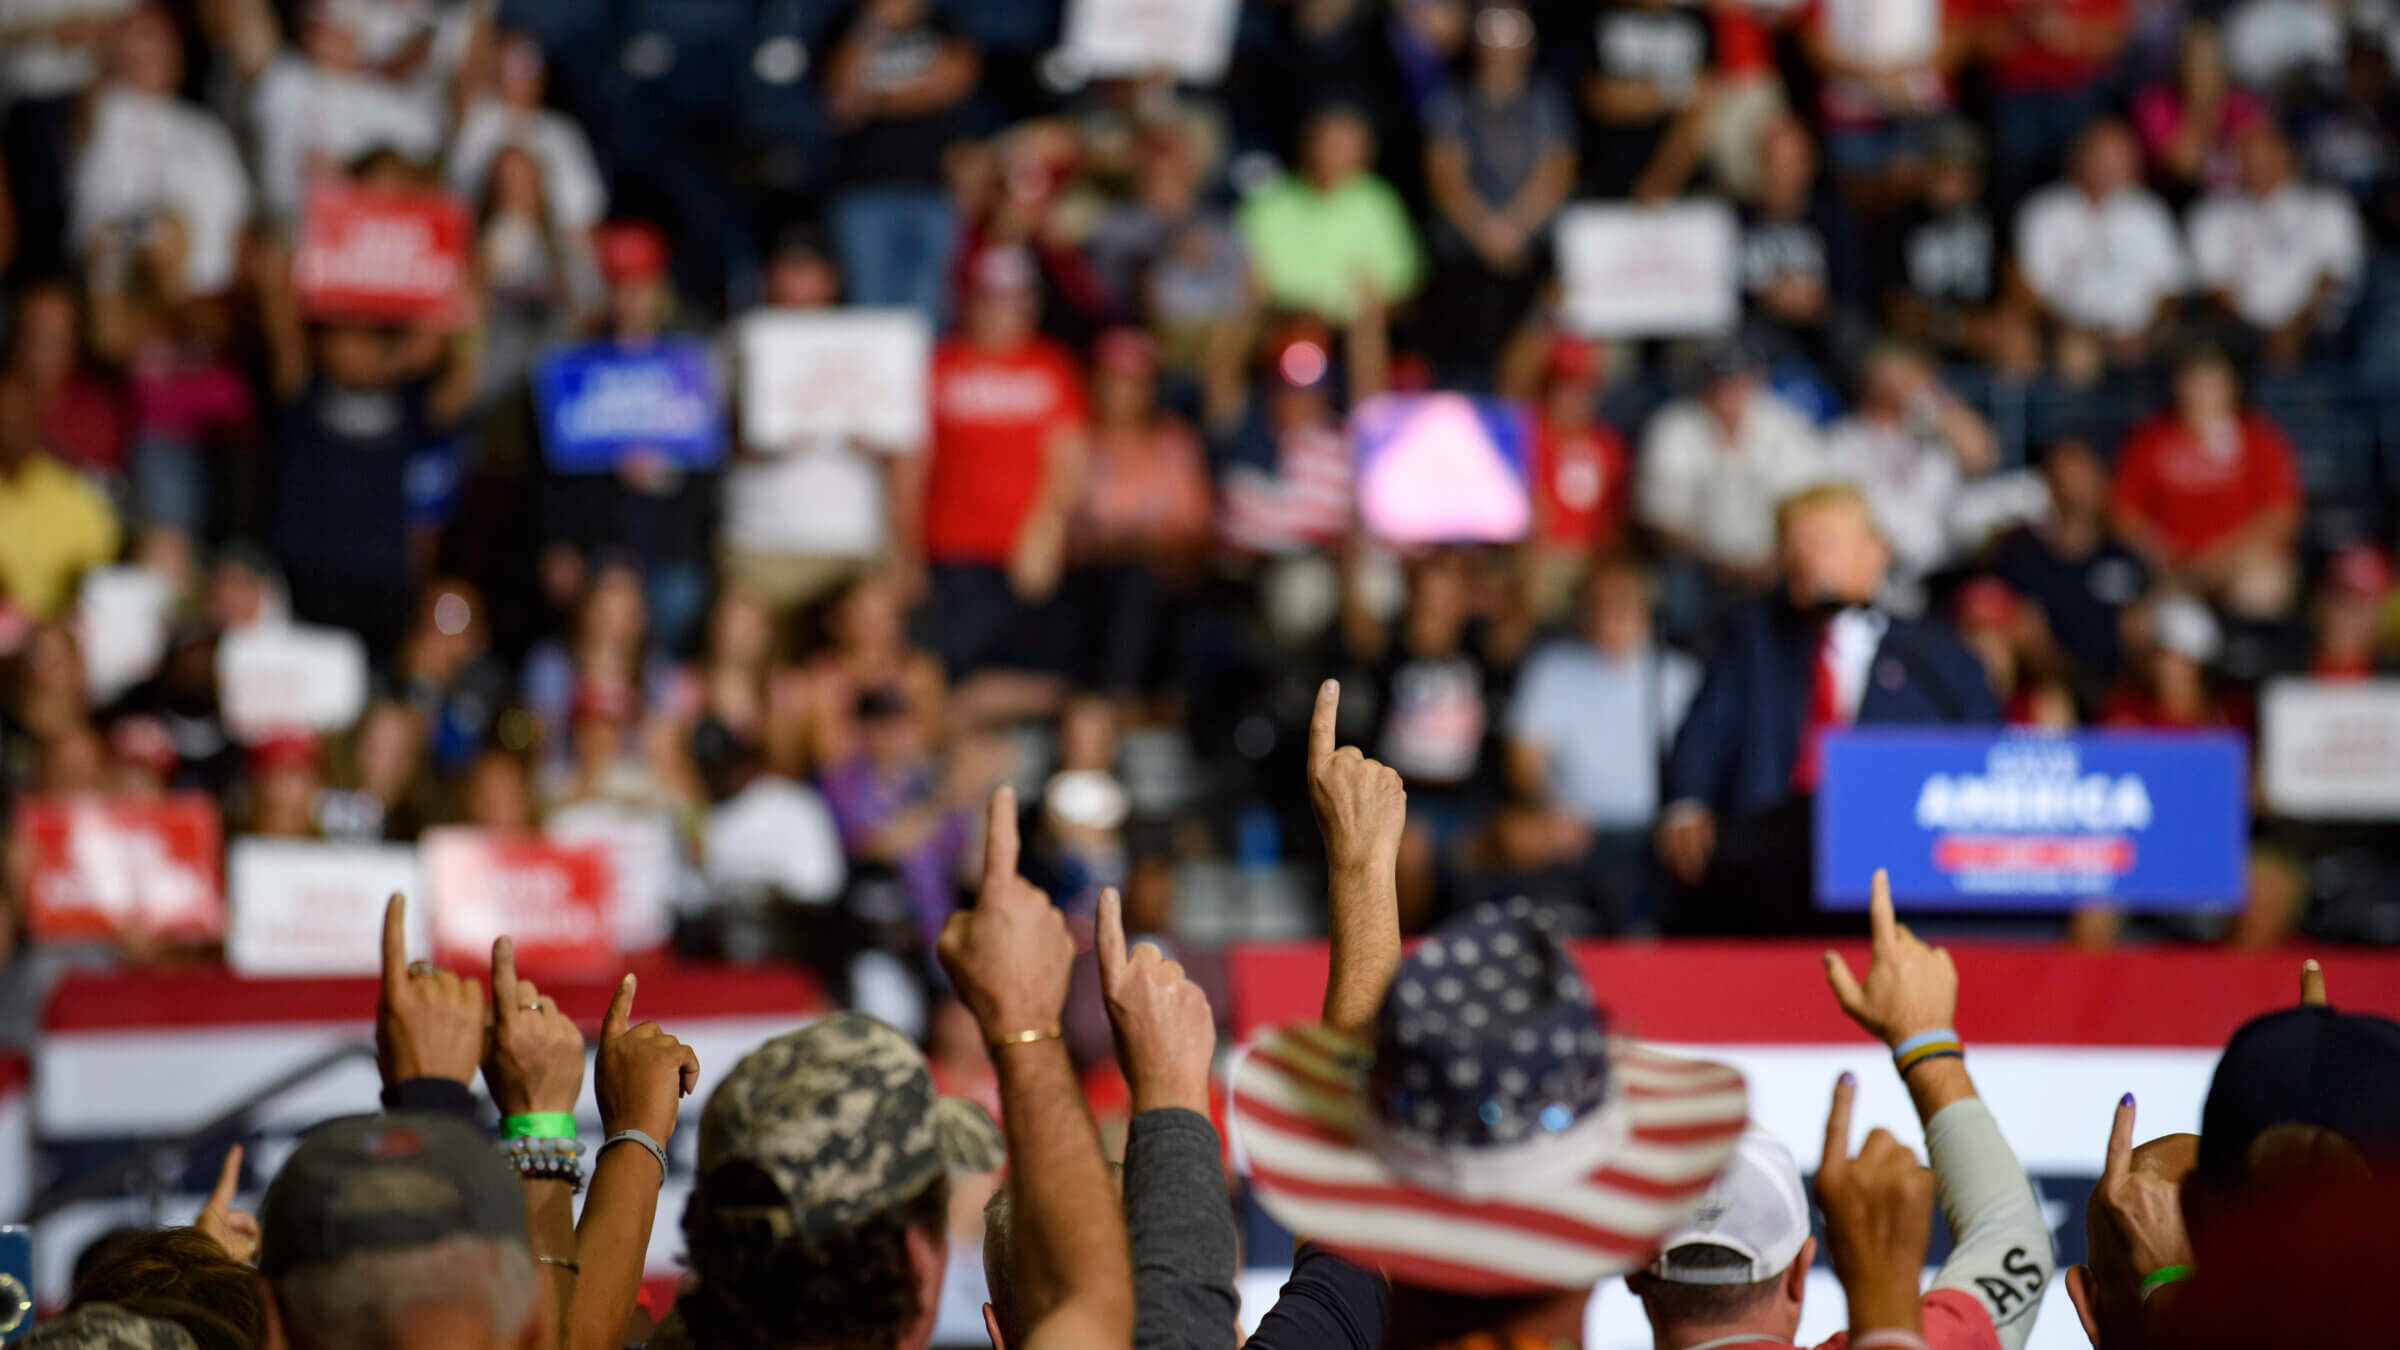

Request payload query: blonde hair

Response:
[1774,481,1880,546]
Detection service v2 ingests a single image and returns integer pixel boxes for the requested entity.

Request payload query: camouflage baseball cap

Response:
[258,1112,527,1278]
[23,1304,198,1350]
[696,1012,1004,1240]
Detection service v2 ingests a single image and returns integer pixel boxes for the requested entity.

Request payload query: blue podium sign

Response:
[535,339,723,473]
[1816,729,2248,911]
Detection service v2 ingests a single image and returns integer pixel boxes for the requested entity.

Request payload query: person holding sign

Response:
[1659,481,2000,934]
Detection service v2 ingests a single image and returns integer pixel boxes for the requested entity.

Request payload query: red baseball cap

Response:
[968,246,1039,297]
[1545,336,1604,386]
[595,221,669,285]
[109,716,180,774]
[1093,327,1156,376]
[249,731,322,775]
[570,679,640,727]
[2325,544,2394,600]
[1268,322,1334,389]
[1954,576,2022,631]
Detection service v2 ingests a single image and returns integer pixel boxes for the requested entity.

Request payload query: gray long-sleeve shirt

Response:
[1924,1097,2055,1350]
[1124,1107,1242,1350]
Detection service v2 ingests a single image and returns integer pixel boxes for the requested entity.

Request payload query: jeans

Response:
[830,185,957,328]
[131,438,208,536]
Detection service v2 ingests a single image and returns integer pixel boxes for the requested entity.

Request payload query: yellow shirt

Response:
[0,454,121,616]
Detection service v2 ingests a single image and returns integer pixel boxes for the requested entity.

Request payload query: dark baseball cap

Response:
[2197,1006,2400,1183]
[259,1113,528,1278]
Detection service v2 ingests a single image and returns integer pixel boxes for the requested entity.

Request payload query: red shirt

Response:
[1968,0,2127,93]
[1816,1289,2002,1350]
[923,337,1087,565]
[2111,412,2299,562]
[1531,417,1629,553]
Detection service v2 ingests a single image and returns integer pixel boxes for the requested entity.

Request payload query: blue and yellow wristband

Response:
[1892,1028,1964,1076]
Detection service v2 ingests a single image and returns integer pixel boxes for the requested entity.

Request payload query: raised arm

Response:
[1815,1073,1937,1344]
[1825,871,2055,1348]
[574,974,699,1350]
[1307,680,1406,1037]
[1096,887,1240,1350]
[484,936,591,1350]
[940,787,1135,1350]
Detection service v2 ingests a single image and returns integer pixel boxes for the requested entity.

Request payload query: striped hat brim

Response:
[1231,1022,1749,1295]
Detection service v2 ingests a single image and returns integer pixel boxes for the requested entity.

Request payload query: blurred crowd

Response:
[5,0,2400,1001]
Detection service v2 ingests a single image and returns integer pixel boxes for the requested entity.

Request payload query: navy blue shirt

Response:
[1245,1244,1387,1350]
[1990,525,2150,684]
[274,377,430,583]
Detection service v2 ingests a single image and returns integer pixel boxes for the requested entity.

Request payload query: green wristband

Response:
[2139,1264,2194,1301]
[501,1112,579,1140]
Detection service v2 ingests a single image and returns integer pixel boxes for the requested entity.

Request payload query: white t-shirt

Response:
[2187,180,2363,329]
[447,99,606,229]
[722,433,908,560]
[1637,389,1830,570]
[704,777,847,906]
[71,87,252,294]
[250,54,444,218]
[2224,0,2343,93]
[2014,184,2189,337]
[1823,415,1963,582]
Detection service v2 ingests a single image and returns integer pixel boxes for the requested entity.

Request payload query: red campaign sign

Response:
[422,828,617,977]
[1932,835,2136,876]
[18,794,225,944]
[294,187,470,325]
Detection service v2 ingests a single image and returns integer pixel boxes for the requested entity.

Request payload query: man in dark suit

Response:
[1658,481,2000,933]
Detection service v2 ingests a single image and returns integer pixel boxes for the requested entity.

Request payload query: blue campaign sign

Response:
[535,339,724,473]
[1815,729,2248,912]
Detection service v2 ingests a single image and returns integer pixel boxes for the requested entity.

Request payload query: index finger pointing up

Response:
[490,936,518,1015]
[982,784,1020,890]
[604,973,636,1042]
[1822,1073,1857,1171]
[1096,886,1129,983]
[2102,1093,2136,1185]
[1868,868,1898,950]
[1309,679,1341,771]
[381,893,409,995]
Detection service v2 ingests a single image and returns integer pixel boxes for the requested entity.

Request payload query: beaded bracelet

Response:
[502,1134,587,1192]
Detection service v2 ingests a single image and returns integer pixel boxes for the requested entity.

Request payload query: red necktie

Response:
[1792,623,1840,793]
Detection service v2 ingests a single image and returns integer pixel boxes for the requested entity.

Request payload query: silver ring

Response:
[406,961,434,977]
[521,1000,544,1012]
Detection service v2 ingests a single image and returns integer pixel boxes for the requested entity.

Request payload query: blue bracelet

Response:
[1891,1028,1958,1058]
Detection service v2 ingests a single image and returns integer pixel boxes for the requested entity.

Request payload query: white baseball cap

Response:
[1645,1126,1813,1285]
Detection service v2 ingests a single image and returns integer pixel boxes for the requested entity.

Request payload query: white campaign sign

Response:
[738,308,930,450]
[1059,0,1241,82]
[217,623,369,742]
[227,838,426,975]
[1556,200,1741,338]
[2261,677,2400,819]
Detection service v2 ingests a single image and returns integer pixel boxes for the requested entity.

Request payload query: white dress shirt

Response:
[1638,389,1831,571]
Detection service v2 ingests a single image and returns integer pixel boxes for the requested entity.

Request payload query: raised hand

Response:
[596,973,700,1148]
[938,785,1076,1037]
[1095,886,1215,1116]
[2301,957,2327,1007]
[1823,869,1959,1049]
[376,893,484,1087]
[194,1143,260,1265]
[1307,679,1405,884]
[1814,1073,1936,1330]
[483,935,587,1117]
[2092,1094,2193,1281]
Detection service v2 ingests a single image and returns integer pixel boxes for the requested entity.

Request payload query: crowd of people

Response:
[25,687,2400,1350]
[5,0,2400,1005]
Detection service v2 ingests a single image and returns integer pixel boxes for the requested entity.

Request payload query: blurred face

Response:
[1093,365,1153,426]
[1136,136,1199,215]
[2236,125,2293,196]
[1783,498,1889,605]
[357,703,420,796]
[1542,375,1595,428]
[417,581,484,653]
[1865,350,1928,414]
[210,562,273,630]
[709,591,774,669]
[467,753,534,829]
[1926,156,1979,208]
[835,575,904,656]
[495,35,546,108]
[302,10,359,71]
[112,10,183,95]
[1587,570,1651,656]
[1473,7,1535,83]
[487,146,546,218]
[1059,696,1116,772]
[256,763,319,836]
[2181,24,2226,89]
[11,286,78,387]
[2044,441,2110,517]
[1702,372,1756,429]
[2149,648,2207,712]
[2176,358,2239,425]
[2074,124,2138,198]
[1759,120,1816,205]
[39,730,108,793]
[764,250,840,308]
[23,624,83,701]
[582,567,647,654]
[967,288,1037,350]
[608,276,670,339]
[2316,589,2385,658]
[1407,555,1472,639]
[1304,113,1372,187]
[318,324,388,388]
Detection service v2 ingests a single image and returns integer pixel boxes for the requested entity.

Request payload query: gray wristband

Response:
[600,1129,669,1187]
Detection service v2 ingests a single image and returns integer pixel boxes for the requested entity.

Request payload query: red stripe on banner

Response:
[1246,1162,1682,1259]
[44,957,827,1032]
[1226,942,2400,1046]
